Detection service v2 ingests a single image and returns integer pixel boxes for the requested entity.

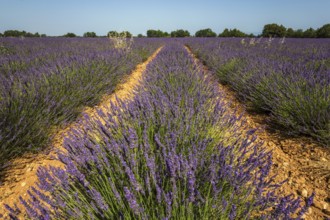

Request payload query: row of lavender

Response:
[186,38,330,146]
[5,43,312,219]
[0,38,162,171]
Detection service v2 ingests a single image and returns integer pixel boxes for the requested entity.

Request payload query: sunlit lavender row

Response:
[5,43,313,219]
[186,38,330,145]
[0,38,163,170]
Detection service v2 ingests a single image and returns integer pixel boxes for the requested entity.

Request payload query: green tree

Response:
[83,32,97,37]
[293,29,304,38]
[25,32,35,37]
[0,32,3,37]
[4,30,24,37]
[303,28,316,38]
[218,28,247,37]
[108,31,119,37]
[146,30,156,37]
[219,28,230,37]
[316,24,330,38]
[137,34,144,38]
[262,23,286,37]
[108,31,132,38]
[286,28,295,37]
[195,28,216,37]
[171,29,190,37]
[25,32,40,37]
[3,30,44,37]
[146,29,169,37]
[120,31,132,38]
[63,32,77,37]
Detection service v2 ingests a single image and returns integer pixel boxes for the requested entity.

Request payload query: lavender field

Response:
[186,38,330,145]
[1,37,329,219]
[0,38,162,169]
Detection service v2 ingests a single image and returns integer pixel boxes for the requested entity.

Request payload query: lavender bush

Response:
[0,38,163,171]
[5,43,313,219]
[186,38,330,145]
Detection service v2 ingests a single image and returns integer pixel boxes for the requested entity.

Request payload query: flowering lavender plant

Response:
[5,42,313,219]
[186,38,330,146]
[0,38,163,172]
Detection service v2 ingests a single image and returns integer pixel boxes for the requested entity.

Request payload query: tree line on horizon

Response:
[1,23,329,38]
[0,30,47,38]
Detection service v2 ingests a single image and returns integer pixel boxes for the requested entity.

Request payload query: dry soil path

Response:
[185,46,330,220]
[0,47,163,218]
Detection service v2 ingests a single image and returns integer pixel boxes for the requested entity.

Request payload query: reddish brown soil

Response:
[186,46,330,220]
[0,47,163,219]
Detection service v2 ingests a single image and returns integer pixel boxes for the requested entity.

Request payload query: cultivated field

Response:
[0,38,329,219]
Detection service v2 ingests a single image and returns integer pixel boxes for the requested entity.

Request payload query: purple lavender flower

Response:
[124,187,142,216]
[89,187,109,211]
[187,170,196,203]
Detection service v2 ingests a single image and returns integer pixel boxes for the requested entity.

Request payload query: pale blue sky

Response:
[1,0,329,36]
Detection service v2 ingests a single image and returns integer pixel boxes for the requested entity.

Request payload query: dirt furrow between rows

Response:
[185,45,330,220]
[0,46,163,217]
